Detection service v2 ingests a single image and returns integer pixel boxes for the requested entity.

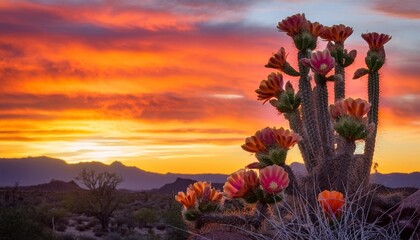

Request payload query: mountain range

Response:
[0,156,419,190]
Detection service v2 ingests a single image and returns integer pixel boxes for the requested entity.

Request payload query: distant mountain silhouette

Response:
[0,156,228,190]
[288,162,420,189]
[371,172,420,188]
[20,179,82,192]
[151,177,225,194]
[0,157,418,190]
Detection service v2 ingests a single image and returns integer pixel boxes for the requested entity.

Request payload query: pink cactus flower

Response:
[272,127,302,150]
[259,165,289,194]
[320,24,353,44]
[361,32,392,51]
[277,13,308,37]
[301,49,336,76]
[223,169,249,198]
[256,73,284,103]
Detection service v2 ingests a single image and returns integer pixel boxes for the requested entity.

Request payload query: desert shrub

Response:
[134,208,158,227]
[76,169,123,230]
[0,206,55,240]
[61,191,90,214]
[162,203,188,240]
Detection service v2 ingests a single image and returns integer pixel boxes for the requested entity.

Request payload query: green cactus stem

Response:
[316,136,356,193]
[365,71,379,168]
[314,74,333,157]
[358,70,380,191]
[368,71,379,128]
[334,137,356,192]
[284,110,314,172]
[298,50,322,165]
[335,64,345,101]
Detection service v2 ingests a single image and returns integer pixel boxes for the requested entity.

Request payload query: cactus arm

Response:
[298,50,322,166]
[314,74,333,157]
[284,110,314,172]
[335,64,345,101]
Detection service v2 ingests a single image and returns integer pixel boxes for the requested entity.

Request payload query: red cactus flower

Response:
[277,13,308,37]
[318,190,345,219]
[272,127,302,150]
[265,47,288,71]
[361,32,392,51]
[223,169,249,198]
[175,190,196,208]
[301,49,336,76]
[241,135,267,153]
[259,165,289,194]
[320,24,353,44]
[256,73,284,103]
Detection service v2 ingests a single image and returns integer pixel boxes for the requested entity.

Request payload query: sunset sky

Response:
[0,0,419,174]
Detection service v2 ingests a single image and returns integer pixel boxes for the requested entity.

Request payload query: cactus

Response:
[175,13,391,232]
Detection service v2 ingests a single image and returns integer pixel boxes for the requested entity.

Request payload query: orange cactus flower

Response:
[202,186,223,203]
[308,21,326,37]
[175,190,196,209]
[223,169,249,198]
[343,98,371,119]
[320,24,353,44]
[241,135,267,153]
[361,32,392,51]
[265,47,288,71]
[272,127,302,150]
[318,190,345,219]
[256,72,284,103]
[188,181,211,198]
[331,98,370,120]
[329,99,347,119]
[277,13,308,37]
[259,165,289,194]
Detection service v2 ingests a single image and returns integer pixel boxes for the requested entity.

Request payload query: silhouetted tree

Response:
[76,169,123,231]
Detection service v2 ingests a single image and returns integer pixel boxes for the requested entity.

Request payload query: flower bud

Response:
[353,68,369,79]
